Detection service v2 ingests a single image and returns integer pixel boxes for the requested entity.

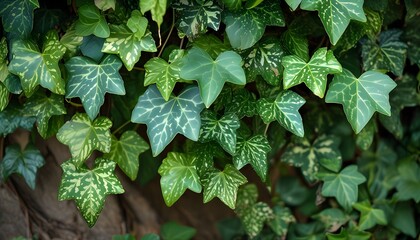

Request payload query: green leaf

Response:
[202,164,247,209]
[0,82,9,111]
[395,157,420,203]
[300,0,366,45]
[160,221,197,240]
[313,208,349,232]
[391,202,417,238]
[325,69,397,134]
[356,120,375,150]
[361,29,408,76]
[276,176,309,206]
[0,37,9,82]
[267,205,295,237]
[140,234,160,240]
[103,131,149,180]
[8,30,66,96]
[140,0,167,28]
[58,158,124,227]
[65,55,126,120]
[281,29,309,62]
[131,85,204,156]
[327,227,371,240]
[282,47,342,98]
[404,15,420,66]
[257,90,306,137]
[185,141,222,176]
[75,4,110,38]
[353,201,387,231]
[319,165,366,211]
[225,88,257,119]
[94,0,115,11]
[199,110,240,155]
[0,0,39,39]
[285,0,301,11]
[180,47,246,107]
[0,105,36,137]
[191,34,230,59]
[158,152,202,206]
[60,24,84,59]
[221,0,241,10]
[80,35,106,62]
[1,144,44,189]
[56,113,112,165]
[233,135,271,181]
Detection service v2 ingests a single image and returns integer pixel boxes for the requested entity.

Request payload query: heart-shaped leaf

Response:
[0,0,39,39]
[75,4,110,38]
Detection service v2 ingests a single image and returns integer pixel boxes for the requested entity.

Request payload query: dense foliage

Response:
[0,0,419,239]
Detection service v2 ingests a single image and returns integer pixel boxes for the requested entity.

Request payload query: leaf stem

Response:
[263,123,270,136]
[112,120,132,135]
[132,66,145,71]
[158,9,176,58]
[65,99,83,107]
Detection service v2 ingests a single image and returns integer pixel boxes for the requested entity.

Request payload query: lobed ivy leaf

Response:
[140,0,167,28]
[94,0,115,11]
[313,208,350,232]
[0,37,9,82]
[65,55,126,120]
[60,24,84,59]
[185,140,222,177]
[58,158,124,227]
[180,47,246,107]
[394,157,420,203]
[282,47,342,98]
[1,144,45,190]
[8,30,66,96]
[131,85,204,156]
[0,0,39,39]
[225,88,257,119]
[281,29,309,62]
[56,113,112,165]
[103,131,149,181]
[0,105,36,137]
[0,82,9,111]
[404,15,420,66]
[325,69,397,134]
[158,152,202,206]
[353,201,387,231]
[75,4,110,38]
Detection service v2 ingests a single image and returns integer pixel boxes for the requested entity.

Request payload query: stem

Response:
[132,66,145,71]
[158,9,176,58]
[65,99,83,107]
[112,120,132,135]
[179,37,185,49]
[263,123,270,136]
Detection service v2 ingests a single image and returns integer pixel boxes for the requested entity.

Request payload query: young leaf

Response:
[65,55,126,120]
[58,158,124,227]
[282,47,342,98]
[56,113,112,165]
[0,105,36,137]
[8,30,66,96]
[325,69,397,133]
[158,152,202,206]
[202,164,247,209]
[353,201,387,231]
[131,85,204,156]
[103,131,149,181]
[0,0,39,39]
[1,144,45,189]
[140,0,167,28]
[75,4,110,38]
[180,47,246,107]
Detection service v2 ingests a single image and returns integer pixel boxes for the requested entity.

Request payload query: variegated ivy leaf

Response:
[202,164,247,209]
[257,90,305,137]
[103,131,149,181]
[24,91,66,139]
[300,0,366,45]
[191,34,230,59]
[361,29,408,76]
[225,88,257,119]
[325,69,397,134]
[267,205,296,237]
[199,110,240,155]
[353,201,387,231]
[0,105,36,137]
[223,0,285,50]
[57,113,112,165]
[143,49,185,101]
[356,120,376,150]
[0,37,9,82]
[241,37,286,85]
[282,48,342,98]
[60,24,84,59]
[131,85,204,156]
[94,0,115,11]
[8,30,66,96]
[158,152,202,206]
[140,0,167,28]
[281,29,309,62]
[172,0,221,39]
[186,140,223,176]
[65,55,126,120]
[233,135,271,181]
[180,47,246,107]
[58,158,124,227]
[0,0,39,39]
[0,82,9,111]
[74,3,110,38]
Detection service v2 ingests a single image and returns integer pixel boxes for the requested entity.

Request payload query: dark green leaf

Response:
[353,201,387,230]
[225,88,257,119]
[356,120,376,150]
[75,4,110,38]
[391,202,417,237]
[281,29,309,62]
[394,157,420,203]
[0,105,36,137]
[0,0,39,39]
[161,221,197,240]
[191,34,230,59]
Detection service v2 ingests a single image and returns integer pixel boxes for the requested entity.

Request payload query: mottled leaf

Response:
[313,208,350,232]
[75,4,110,38]
[356,120,376,150]
[0,105,36,137]
[225,88,257,119]
[0,37,9,82]
[0,0,39,39]
[267,205,295,237]
[60,24,84,59]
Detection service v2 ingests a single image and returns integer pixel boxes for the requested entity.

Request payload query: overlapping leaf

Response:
[267,205,296,237]
[353,201,387,230]
[94,0,115,11]
[60,24,84,59]
[281,30,309,62]
[131,85,204,156]
[75,4,110,38]
[225,88,257,119]
[0,37,9,82]
[191,34,230,59]
[0,82,9,111]
[140,0,167,28]
[0,105,36,137]
[0,0,39,39]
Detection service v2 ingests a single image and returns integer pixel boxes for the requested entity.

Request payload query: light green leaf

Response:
[300,0,366,45]
[180,47,246,107]
[257,90,306,137]
[319,165,366,211]
[103,131,149,180]
[60,24,84,59]
[0,105,36,137]
[267,205,295,237]
[158,152,202,206]
[221,0,241,10]
[0,37,9,82]
[233,135,271,181]
[0,0,39,39]
[202,164,247,209]
[313,208,350,232]
[191,34,230,59]
[281,29,309,62]
[395,157,420,203]
[353,201,387,231]
[75,4,110,38]
[131,85,204,156]
[140,0,167,28]
[65,54,126,120]
[56,113,112,165]
[1,144,44,189]
[325,69,397,134]
[199,110,240,155]
[285,0,301,10]
[94,0,115,11]
[8,30,66,96]
[225,88,257,119]
[282,47,342,98]
[160,221,197,240]
[58,158,124,227]
[0,82,9,111]
[356,120,376,150]
[126,10,148,38]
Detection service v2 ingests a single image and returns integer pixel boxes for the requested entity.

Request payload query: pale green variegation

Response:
[131,85,204,156]
[225,88,257,119]
[103,131,149,180]
[158,152,202,206]
[74,4,110,38]
[0,37,8,82]
[199,110,240,155]
[233,135,271,181]
[58,158,124,227]
[94,0,115,11]
[1,144,44,190]
[0,105,36,137]
[353,201,387,231]
[325,69,397,134]
[0,82,9,111]
[0,0,39,39]
[300,0,366,45]
[362,29,408,76]
[281,30,309,62]
[65,55,126,120]
[140,0,167,28]
[8,30,66,96]
[186,141,221,176]
[56,113,112,165]
[202,164,247,209]
[180,47,246,107]
[257,90,305,137]
[60,24,84,59]
[282,48,342,98]
[267,205,296,237]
